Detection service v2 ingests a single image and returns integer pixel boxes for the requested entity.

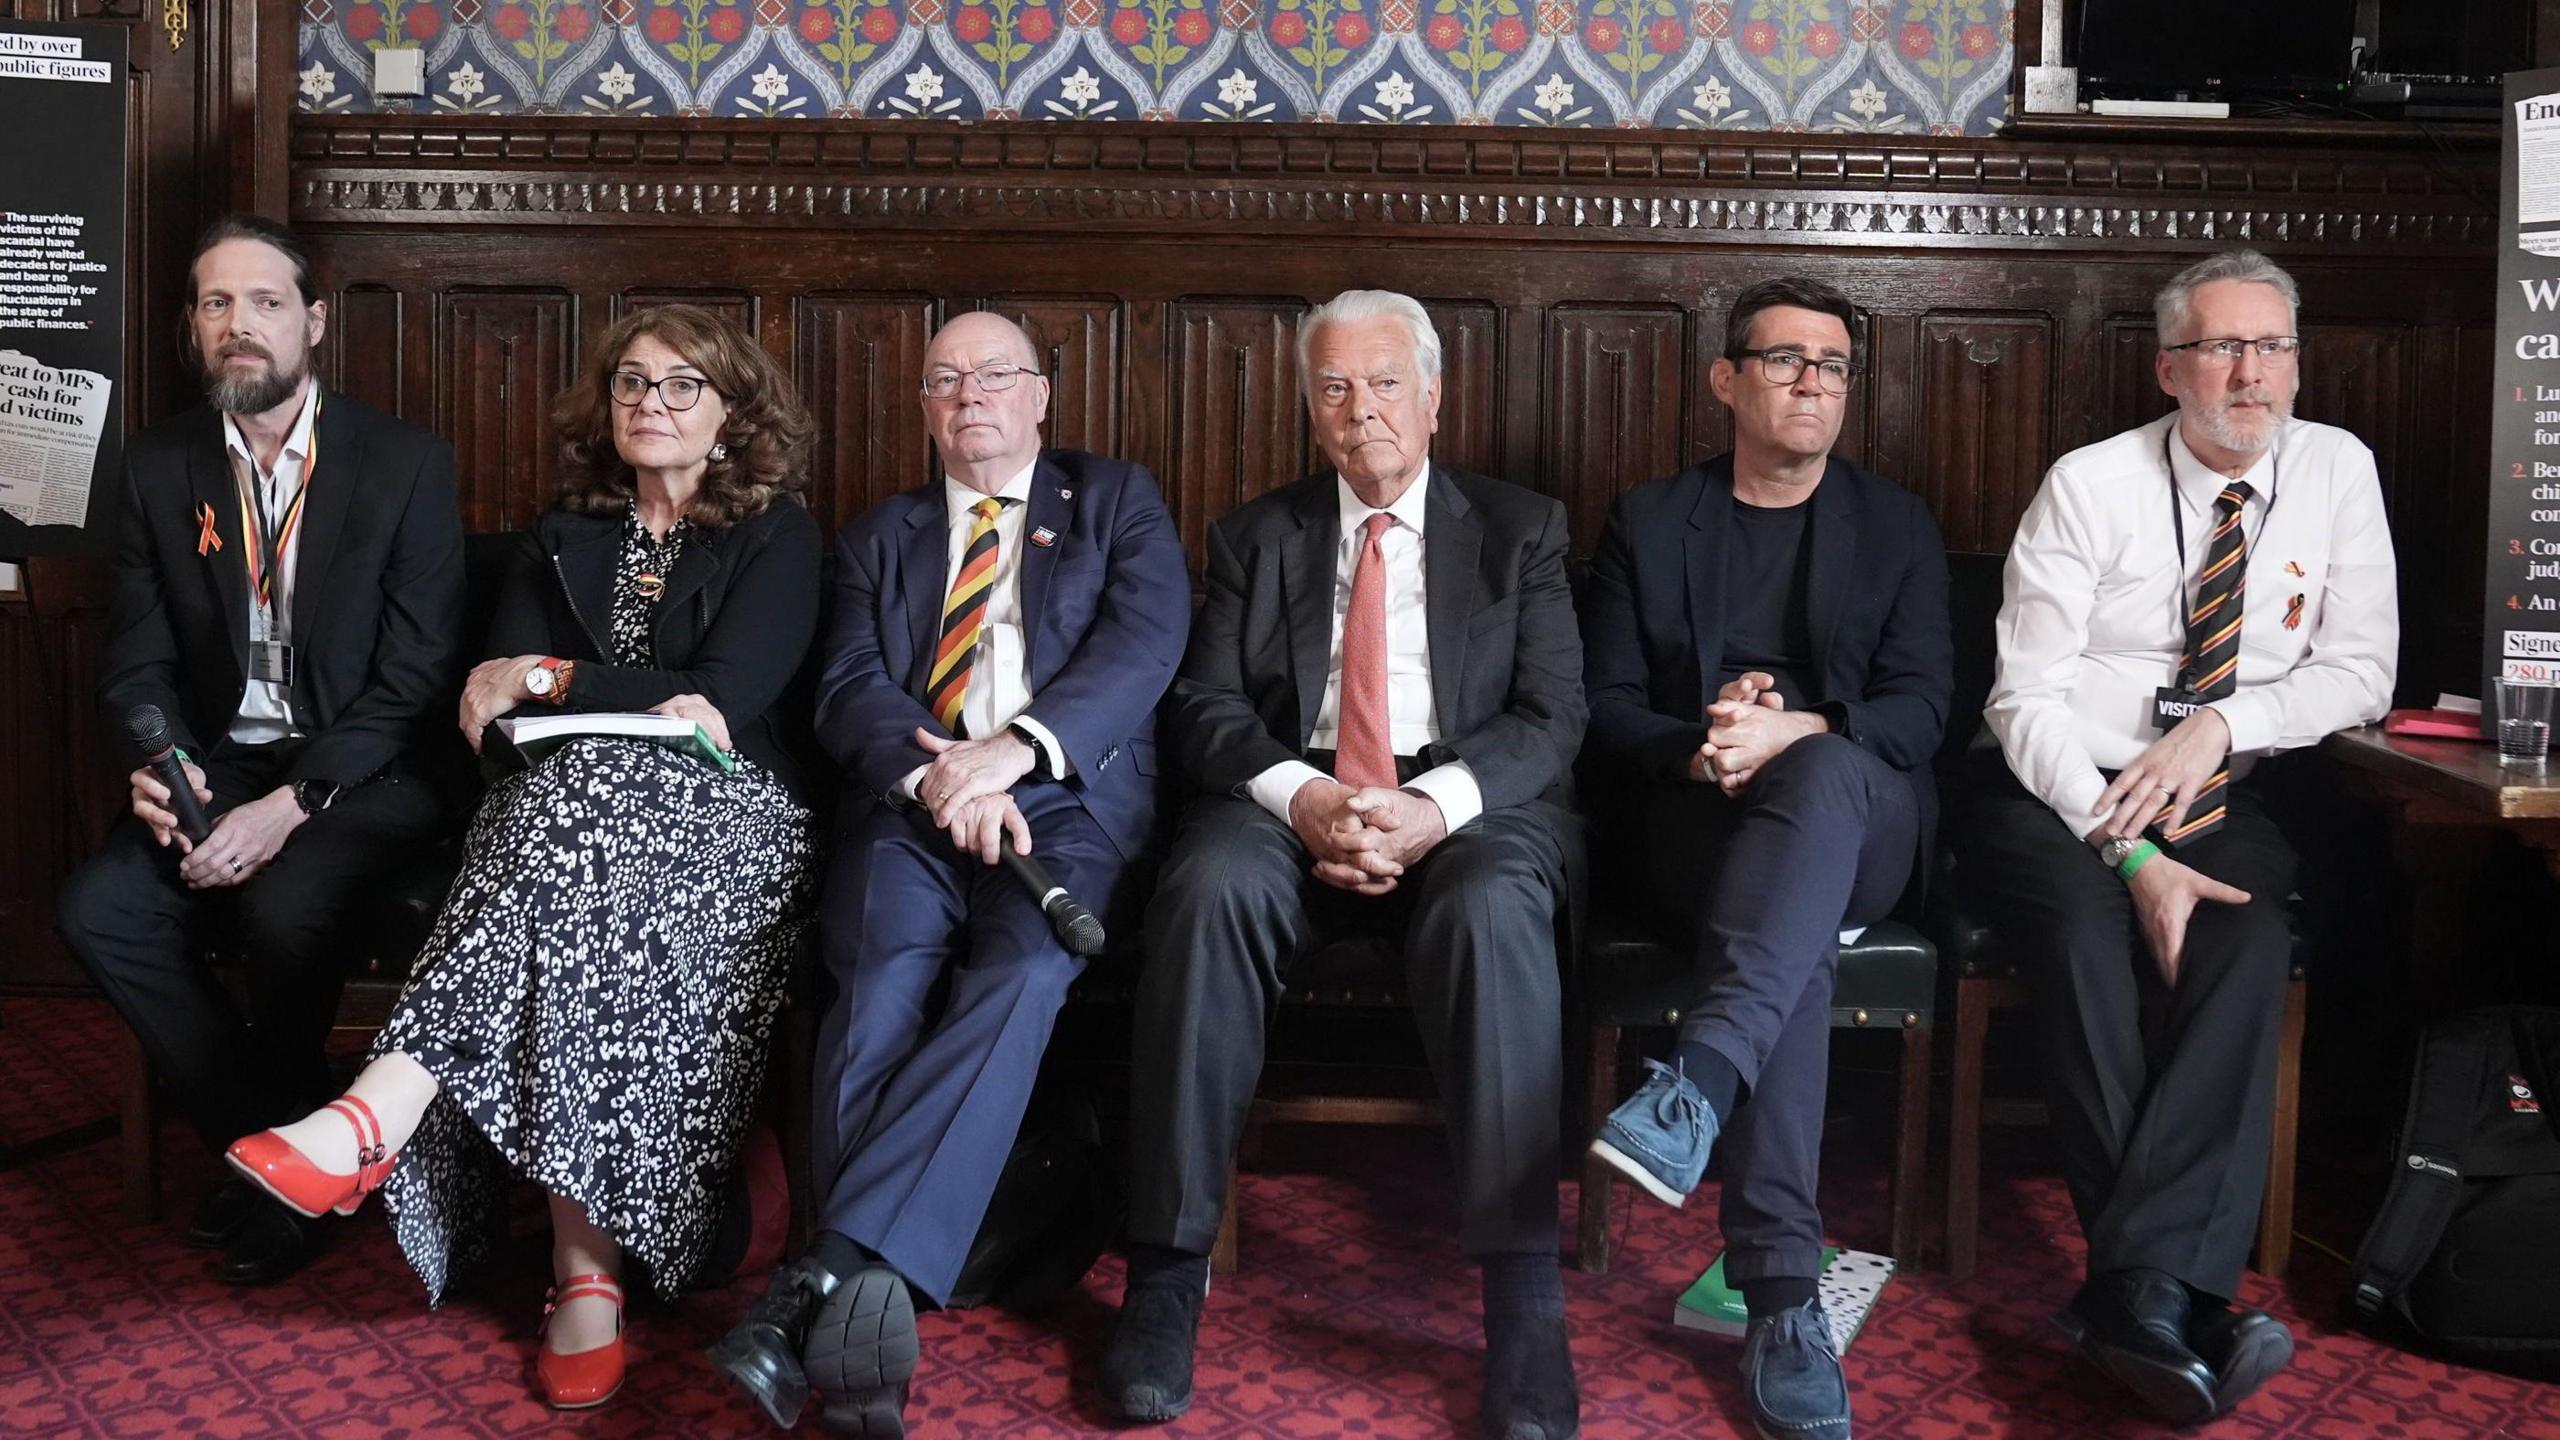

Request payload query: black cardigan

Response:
[484,499,825,803]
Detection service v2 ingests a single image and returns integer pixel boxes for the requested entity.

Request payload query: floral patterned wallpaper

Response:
[294,0,2012,134]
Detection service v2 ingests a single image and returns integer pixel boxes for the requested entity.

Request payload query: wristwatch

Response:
[525,657,573,704]
[292,779,340,816]
[2095,835,2143,869]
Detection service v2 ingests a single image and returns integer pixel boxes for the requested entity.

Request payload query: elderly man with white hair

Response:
[1969,249,2398,1425]
[1098,290,1588,1440]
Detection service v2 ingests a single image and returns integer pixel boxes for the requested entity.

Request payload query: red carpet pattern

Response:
[2,995,2554,1439]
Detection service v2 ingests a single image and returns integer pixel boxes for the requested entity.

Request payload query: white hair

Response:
[1296,289,1442,392]
[2154,249,2300,346]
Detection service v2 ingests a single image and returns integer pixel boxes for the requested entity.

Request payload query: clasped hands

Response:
[128,757,305,890]
[913,727,1034,864]
[1289,778,1446,896]
[1689,671,1826,796]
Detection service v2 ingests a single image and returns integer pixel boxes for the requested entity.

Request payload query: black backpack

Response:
[2348,1006,2560,1377]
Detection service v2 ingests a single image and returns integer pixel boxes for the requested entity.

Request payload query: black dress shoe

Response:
[2191,1305,2294,1417]
[2055,1268,2216,1426]
[1097,1281,1204,1423]
[707,1258,844,1429]
[804,1264,918,1440]
[187,1179,267,1249]
[1482,1309,1580,1440]
[219,1203,325,1286]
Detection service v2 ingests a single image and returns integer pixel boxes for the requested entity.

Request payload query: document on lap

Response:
[496,712,737,774]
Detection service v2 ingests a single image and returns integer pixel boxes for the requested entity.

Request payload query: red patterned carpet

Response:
[2,994,2553,1440]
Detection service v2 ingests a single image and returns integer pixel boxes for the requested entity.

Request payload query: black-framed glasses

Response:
[922,362,1040,400]
[2162,336,2304,363]
[609,370,714,411]
[1734,348,1858,395]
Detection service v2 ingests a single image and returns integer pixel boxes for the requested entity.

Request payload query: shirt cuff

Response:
[2055,771,2111,842]
[1247,760,1329,824]
[895,763,927,805]
[1010,715,1072,779]
[2205,693,2274,756]
[1403,761,1483,834]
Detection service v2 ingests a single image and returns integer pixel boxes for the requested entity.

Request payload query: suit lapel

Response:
[552,519,620,660]
[287,392,357,659]
[1016,456,1070,677]
[900,488,949,699]
[1803,459,1854,703]
[1423,469,1478,738]
[1282,476,1337,745]
[1684,461,1732,716]
[187,412,252,685]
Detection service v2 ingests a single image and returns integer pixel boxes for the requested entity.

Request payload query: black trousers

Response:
[1638,734,1920,1284]
[1959,756,2297,1301]
[56,742,450,1153]
[1128,793,1570,1260]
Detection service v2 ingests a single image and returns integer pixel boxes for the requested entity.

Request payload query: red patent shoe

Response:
[536,1272,626,1409]
[223,1095,399,1219]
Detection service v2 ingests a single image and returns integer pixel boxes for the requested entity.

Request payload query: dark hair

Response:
[1723,276,1859,363]
[187,214,317,306]
[553,304,813,528]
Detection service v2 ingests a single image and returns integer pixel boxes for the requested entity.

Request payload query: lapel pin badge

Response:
[2283,560,2305,577]
[1031,526,1058,548]
[195,502,222,556]
[2283,593,2305,630]
[1058,487,1073,500]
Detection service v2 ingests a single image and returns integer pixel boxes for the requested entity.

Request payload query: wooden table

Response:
[2324,724,2560,855]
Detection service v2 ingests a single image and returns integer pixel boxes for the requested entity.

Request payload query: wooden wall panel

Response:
[974,296,1124,463]
[794,294,938,536]
[2296,323,2412,506]
[616,288,760,339]
[1916,314,2055,554]
[1421,300,1502,481]
[328,283,403,416]
[2102,315,2170,442]
[438,290,577,533]
[1164,299,1307,565]
[1541,305,1687,548]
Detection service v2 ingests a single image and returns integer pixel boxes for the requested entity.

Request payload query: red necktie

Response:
[1334,512,1397,791]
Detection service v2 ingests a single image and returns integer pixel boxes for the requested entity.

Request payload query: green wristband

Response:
[2115,840,2162,881]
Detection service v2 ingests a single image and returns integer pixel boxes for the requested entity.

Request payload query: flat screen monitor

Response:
[2079,0,2355,101]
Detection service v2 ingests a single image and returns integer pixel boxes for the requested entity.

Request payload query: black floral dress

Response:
[373,505,818,1303]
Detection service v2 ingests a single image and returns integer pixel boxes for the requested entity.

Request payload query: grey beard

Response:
[203,352,306,417]
[2186,394,2291,456]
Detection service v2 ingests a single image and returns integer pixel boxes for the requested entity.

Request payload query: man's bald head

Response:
[920,312,1051,492]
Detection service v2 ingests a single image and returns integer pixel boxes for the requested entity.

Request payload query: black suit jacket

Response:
[97,392,464,791]
[1580,453,1953,849]
[1164,465,1587,819]
[486,499,825,802]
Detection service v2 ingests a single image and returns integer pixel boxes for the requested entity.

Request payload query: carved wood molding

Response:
[291,116,2498,253]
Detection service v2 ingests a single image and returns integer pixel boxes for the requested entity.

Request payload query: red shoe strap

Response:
[325,1096,387,1166]
[546,1273,624,1313]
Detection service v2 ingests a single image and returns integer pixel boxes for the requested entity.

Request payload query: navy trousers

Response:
[810,781,1127,1306]
[1639,733,1920,1284]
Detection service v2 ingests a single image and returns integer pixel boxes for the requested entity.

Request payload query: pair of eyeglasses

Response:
[921,362,1040,400]
[2161,336,2305,363]
[1734,348,1858,395]
[609,370,715,411]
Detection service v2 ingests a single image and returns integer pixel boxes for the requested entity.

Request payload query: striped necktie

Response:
[926,496,1010,735]
[2158,479,2253,845]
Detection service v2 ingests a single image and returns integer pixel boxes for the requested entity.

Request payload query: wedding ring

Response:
[228,859,243,874]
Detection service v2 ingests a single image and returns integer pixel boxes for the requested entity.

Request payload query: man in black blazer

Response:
[55,215,464,1283]
[1097,291,1587,1440]
[1580,276,1950,1440]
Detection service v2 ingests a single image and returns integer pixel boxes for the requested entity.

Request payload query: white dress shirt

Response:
[897,459,1069,800]
[1986,413,2399,838]
[221,381,321,745]
[1244,469,1485,831]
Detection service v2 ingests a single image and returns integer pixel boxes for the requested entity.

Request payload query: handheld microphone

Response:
[998,848,1107,957]
[124,704,212,845]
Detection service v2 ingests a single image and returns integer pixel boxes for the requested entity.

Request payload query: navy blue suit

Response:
[1580,454,1950,1282]
[810,449,1189,1303]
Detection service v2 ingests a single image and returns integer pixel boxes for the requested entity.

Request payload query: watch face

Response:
[526,666,554,696]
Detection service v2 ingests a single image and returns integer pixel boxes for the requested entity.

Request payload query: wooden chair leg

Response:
[1892,1023,1932,1272]
[1210,1163,1239,1276]
[122,1041,158,1224]
[1945,976,1991,1280]
[1576,1024,1622,1276]
[2254,976,2306,1277]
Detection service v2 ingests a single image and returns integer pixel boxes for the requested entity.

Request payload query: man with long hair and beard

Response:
[56,213,465,1287]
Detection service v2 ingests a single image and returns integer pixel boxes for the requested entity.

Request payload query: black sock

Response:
[807,1229,867,1283]
[1125,1241,1209,1295]
[1739,1274,1818,1319]
[1671,1039,1744,1122]
[1479,1252,1564,1321]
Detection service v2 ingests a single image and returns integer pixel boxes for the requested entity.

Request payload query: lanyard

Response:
[2163,423,2279,632]
[235,392,319,618]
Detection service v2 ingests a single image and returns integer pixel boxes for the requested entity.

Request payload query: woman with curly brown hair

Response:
[225,303,825,1409]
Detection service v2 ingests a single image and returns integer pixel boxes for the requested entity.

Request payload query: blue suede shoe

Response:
[1586,1058,1718,1207]
[1739,1299,1851,1440]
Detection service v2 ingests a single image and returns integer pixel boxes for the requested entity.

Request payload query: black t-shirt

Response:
[1714,494,1816,710]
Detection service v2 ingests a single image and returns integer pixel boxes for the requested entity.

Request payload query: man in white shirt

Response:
[1098,291,1587,1440]
[1974,250,2398,1424]
[710,312,1190,1437]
